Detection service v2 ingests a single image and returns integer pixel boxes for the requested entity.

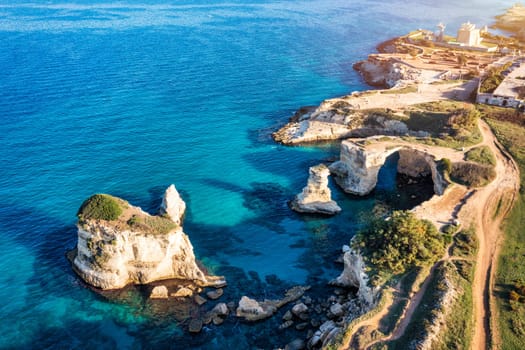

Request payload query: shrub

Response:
[510,290,521,302]
[353,211,445,278]
[450,162,496,187]
[77,194,124,221]
[465,146,496,166]
[441,158,452,173]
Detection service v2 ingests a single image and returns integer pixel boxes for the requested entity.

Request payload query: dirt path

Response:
[338,289,394,349]
[468,120,520,350]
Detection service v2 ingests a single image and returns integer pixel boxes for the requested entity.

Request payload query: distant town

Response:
[366,21,525,111]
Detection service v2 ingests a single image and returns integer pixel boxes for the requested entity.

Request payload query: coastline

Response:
[272,27,523,348]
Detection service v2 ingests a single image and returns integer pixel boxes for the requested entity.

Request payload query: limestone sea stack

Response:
[331,245,378,307]
[71,185,225,290]
[290,164,341,215]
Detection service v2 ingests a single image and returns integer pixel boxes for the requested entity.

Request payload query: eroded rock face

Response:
[331,246,378,307]
[290,164,341,215]
[72,185,225,290]
[330,141,449,196]
[159,184,186,225]
[353,55,422,88]
[329,141,402,196]
[397,148,449,195]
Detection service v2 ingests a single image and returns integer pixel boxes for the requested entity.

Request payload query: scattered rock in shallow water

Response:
[188,319,203,333]
[295,322,309,331]
[207,288,224,300]
[171,287,193,298]
[212,316,224,325]
[283,310,293,321]
[279,320,294,330]
[329,303,344,318]
[150,285,168,299]
[236,296,276,322]
[194,294,207,305]
[285,338,306,350]
[212,302,229,317]
[236,286,310,322]
[292,303,308,316]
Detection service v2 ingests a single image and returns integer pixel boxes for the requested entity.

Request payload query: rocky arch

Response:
[329,140,449,196]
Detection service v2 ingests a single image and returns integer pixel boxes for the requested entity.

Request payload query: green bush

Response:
[353,211,445,279]
[77,194,124,221]
[442,158,452,172]
[450,162,496,187]
[465,146,496,166]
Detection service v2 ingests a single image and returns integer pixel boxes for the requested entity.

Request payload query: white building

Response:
[477,59,525,109]
[457,22,481,46]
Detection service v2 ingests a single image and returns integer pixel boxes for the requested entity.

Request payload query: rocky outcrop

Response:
[330,140,449,196]
[331,245,378,306]
[159,184,186,225]
[329,141,402,196]
[290,164,341,215]
[272,100,414,145]
[397,148,449,195]
[236,286,310,322]
[273,120,355,145]
[150,285,169,299]
[72,185,226,290]
[353,55,422,88]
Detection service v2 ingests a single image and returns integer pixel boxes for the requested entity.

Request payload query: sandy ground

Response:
[334,78,478,111]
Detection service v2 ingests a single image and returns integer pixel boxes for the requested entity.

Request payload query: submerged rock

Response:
[236,286,310,322]
[71,185,226,290]
[290,164,341,215]
[207,288,224,300]
[171,286,194,298]
[188,319,203,333]
[149,285,168,299]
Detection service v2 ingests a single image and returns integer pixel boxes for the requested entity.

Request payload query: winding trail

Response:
[468,120,520,350]
[339,119,520,350]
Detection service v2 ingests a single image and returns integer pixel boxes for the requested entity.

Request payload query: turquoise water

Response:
[0,1,514,348]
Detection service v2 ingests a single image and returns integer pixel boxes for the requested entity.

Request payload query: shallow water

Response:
[0,0,514,348]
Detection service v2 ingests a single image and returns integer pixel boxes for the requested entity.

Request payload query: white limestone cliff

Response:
[353,55,423,88]
[290,164,341,215]
[329,141,402,196]
[159,184,186,225]
[332,245,378,306]
[329,140,449,196]
[72,185,225,290]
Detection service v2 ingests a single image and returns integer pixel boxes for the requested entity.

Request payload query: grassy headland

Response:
[482,106,525,350]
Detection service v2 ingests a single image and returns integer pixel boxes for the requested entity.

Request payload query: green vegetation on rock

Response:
[353,210,445,283]
[77,194,124,221]
[127,214,177,235]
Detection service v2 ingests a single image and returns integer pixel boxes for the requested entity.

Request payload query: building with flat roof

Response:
[477,59,525,109]
[457,22,481,46]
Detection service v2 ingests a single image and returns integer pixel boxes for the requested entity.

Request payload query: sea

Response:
[0,0,515,349]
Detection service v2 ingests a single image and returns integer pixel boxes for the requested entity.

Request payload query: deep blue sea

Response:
[0,1,515,349]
